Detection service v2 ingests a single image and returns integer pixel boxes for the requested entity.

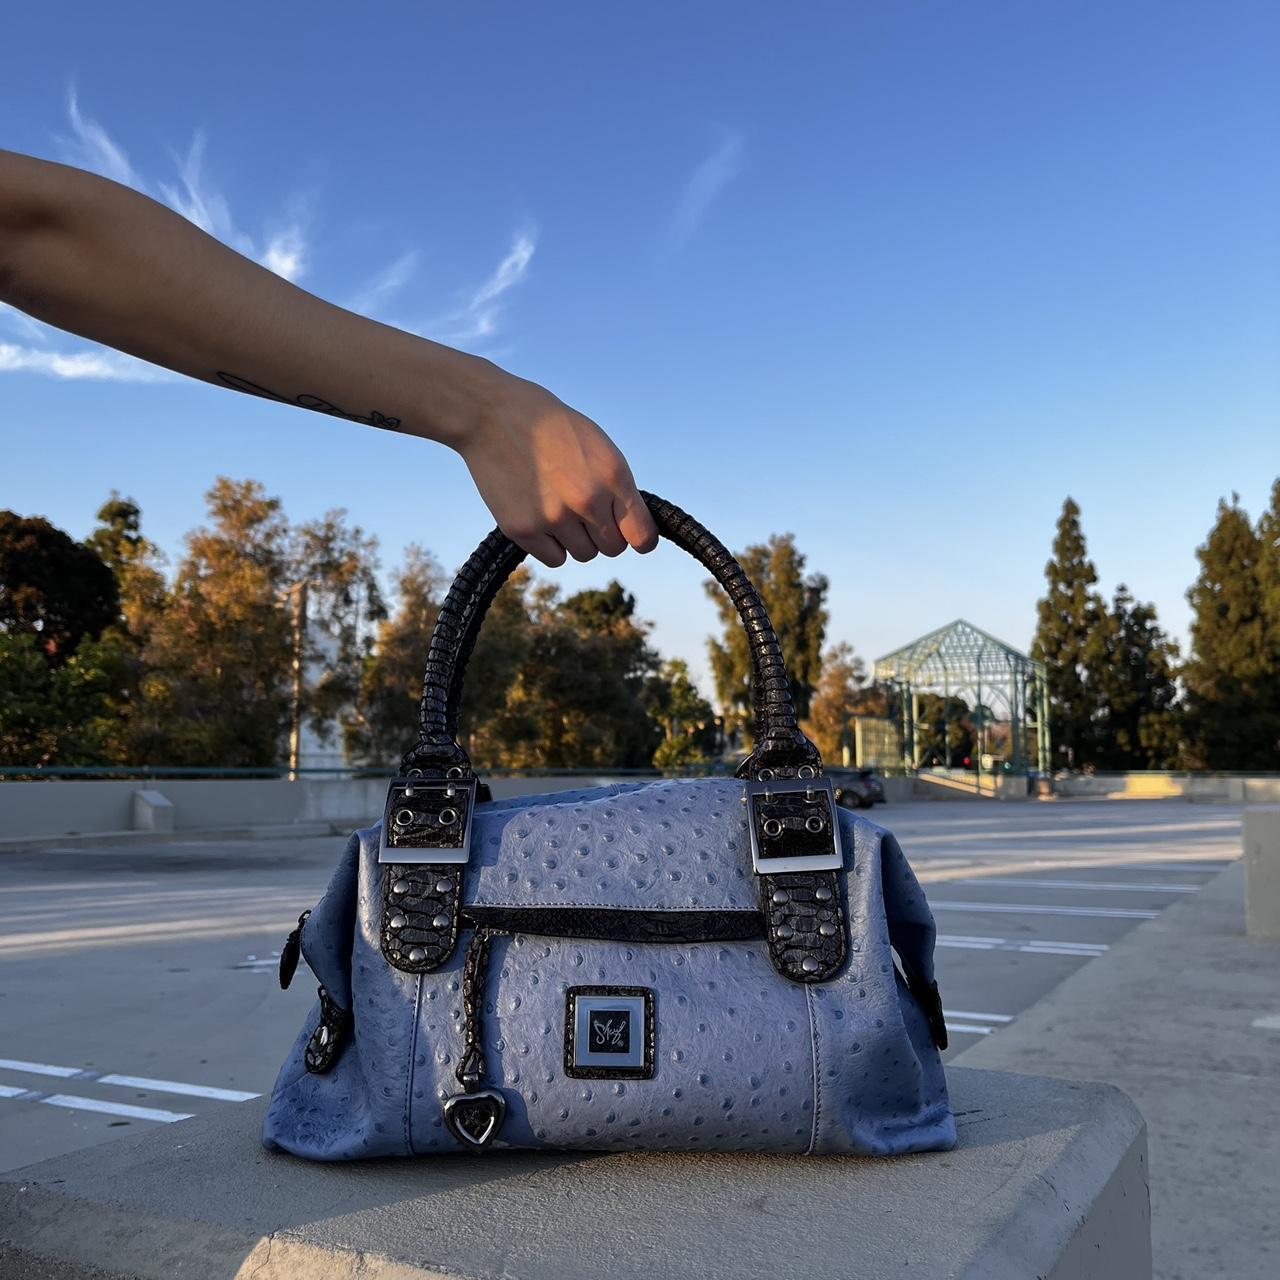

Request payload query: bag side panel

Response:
[806,813,955,1155]
[263,827,421,1160]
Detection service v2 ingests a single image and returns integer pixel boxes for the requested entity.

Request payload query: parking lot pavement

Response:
[0,799,1242,1169]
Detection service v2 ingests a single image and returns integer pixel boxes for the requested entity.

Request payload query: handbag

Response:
[263,493,955,1158]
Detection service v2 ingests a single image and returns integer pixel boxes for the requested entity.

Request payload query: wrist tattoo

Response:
[216,372,403,432]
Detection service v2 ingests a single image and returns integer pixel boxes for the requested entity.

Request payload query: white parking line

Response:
[944,1010,1014,1023]
[957,878,1199,894]
[944,1023,994,1036]
[0,1058,258,1103]
[937,933,1110,956]
[931,901,1160,919]
[0,1087,193,1123]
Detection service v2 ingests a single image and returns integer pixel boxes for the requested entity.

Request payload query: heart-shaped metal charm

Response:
[442,1089,506,1151]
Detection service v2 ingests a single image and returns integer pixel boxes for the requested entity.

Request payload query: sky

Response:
[2,0,1277,700]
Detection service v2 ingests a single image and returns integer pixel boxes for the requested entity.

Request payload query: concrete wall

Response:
[0,774,642,841]
[1051,773,1280,803]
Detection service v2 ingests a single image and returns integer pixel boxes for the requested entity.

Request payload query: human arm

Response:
[0,149,658,565]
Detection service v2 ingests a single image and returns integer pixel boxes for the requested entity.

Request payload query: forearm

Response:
[0,149,493,446]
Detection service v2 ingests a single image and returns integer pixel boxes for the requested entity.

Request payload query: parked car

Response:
[829,767,887,809]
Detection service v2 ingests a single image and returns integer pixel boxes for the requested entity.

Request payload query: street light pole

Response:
[282,580,309,782]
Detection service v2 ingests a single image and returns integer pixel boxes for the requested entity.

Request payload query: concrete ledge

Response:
[130,788,175,832]
[0,1066,1149,1280]
[1244,806,1280,938]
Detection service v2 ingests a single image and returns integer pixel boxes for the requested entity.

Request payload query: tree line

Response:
[4,478,1278,773]
[1032,485,1280,771]
[0,480,849,772]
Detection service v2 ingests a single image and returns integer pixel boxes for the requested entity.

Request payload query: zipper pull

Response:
[279,910,311,990]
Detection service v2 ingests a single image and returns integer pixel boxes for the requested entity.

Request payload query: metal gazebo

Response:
[873,619,1050,774]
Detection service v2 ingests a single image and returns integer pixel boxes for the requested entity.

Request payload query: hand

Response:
[453,369,659,567]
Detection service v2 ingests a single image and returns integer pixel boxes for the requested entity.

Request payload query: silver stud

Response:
[438,808,458,826]
[772,889,790,905]
[798,765,816,779]
[431,913,450,929]
[392,879,409,895]
[763,818,783,838]
[819,922,837,937]
[407,946,427,963]
[776,924,794,940]
[805,815,825,833]
[801,956,820,974]
[814,886,833,901]
[435,877,453,894]
[394,808,415,826]
[389,913,407,930]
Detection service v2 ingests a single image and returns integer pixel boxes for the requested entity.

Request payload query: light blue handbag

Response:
[264,494,955,1158]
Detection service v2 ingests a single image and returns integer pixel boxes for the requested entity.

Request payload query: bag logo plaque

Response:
[565,987,654,1079]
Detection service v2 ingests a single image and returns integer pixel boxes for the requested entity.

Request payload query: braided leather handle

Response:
[401,491,821,781]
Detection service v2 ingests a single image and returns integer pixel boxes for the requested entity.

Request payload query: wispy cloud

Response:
[664,130,745,256]
[346,249,420,317]
[427,231,536,347]
[0,343,173,382]
[61,89,142,189]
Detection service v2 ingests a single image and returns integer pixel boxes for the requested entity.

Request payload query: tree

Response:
[646,658,719,769]
[913,693,976,767]
[346,546,448,765]
[1093,586,1181,769]
[1183,495,1280,769]
[1033,498,1107,768]
[476,580,662,768]
[706,534,828,736]
[803,643,866,765]
[130,478,294,766]
[0,511,119,663]
[288,511,385,748]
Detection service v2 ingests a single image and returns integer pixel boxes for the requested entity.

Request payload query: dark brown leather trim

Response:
[461,906,764,943]
[304,985,352,1074]
[758,870,847,983]
[381,864,463,973]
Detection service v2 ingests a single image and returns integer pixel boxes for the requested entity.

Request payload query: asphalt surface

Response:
[0,798,1241,1173]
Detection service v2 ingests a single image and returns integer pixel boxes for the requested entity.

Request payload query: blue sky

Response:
[2,1,1277,698]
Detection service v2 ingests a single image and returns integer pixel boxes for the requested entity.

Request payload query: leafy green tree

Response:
[0,511,119,663]
[1093,586,1181,769]
[802,643,866,765]
[0,630,130,768]
[646,658,718,769]
[706,534,828,737]
[130,478,294,766]
[1033,498,1107,768]
[1184,495,1280,769]
[289,510,386,746]
[345,546,448,764]
[914,693,975,767]
[477,580,661,767]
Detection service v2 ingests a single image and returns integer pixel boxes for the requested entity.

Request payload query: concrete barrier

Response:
[131,788,175,832]
[1244,806,1280,939]
[0,1066,1149,1280]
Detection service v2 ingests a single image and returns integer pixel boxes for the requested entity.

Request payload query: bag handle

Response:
[399,491,821,782]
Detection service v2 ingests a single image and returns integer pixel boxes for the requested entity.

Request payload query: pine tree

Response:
[1184,495,1280,768]
[1033,498,1106,768]
[1093,586,1181,768]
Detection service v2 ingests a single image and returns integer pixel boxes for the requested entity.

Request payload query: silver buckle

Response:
[745,777,843,875]
[378,778,476,865]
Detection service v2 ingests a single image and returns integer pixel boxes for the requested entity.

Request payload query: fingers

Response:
[518,532,567,568]
[613,488,660,553]
[554,519,598,563]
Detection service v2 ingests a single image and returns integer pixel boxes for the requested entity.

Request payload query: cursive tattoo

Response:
[216,372,403,432]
